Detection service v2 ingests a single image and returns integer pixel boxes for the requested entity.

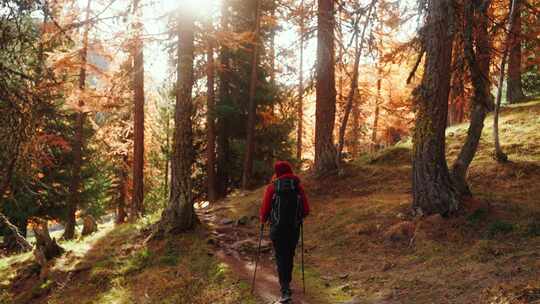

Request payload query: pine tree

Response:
[314,0,338,175]
[451,0,494,196]
[159,11,196,232]
[411,0,460,216]
[130,0,145,221]
[64,0,92,239]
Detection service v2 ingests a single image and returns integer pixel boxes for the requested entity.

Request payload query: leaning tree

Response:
[411,0,460,216]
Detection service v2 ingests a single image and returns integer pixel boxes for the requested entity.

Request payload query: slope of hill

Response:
[0,101,539,304]
[211,100,540,303]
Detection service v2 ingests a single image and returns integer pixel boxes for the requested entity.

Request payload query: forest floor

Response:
[1,100,539,304]
[206,99,540,303]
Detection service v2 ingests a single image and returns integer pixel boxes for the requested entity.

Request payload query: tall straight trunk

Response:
[65,0,91,239]
[270,1,276,90]
[506,0,525,103]
[216,0,231,198]
[351,95,361,157]
[206,28,217,202]
[241,0,262,189]
[314,0,338,175]
[493,0,518,163]
[337,0,376,162]
[451,0,493,197]
[116,155,128,224]
[411,0,459,216]
[159,12,196,233]
[296,0,305,161]
[337,4,344,106]
[130,0,145,221]
[371,79,381,151]
[164,113,170,198]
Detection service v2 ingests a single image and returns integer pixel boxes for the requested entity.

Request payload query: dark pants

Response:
[271,226,300,293]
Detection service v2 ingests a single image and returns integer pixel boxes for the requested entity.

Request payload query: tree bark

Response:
[206,25,217,202]
[130,0,145,221]
[371,78,381,152]
[296,0,305,161]
[159,11,196,233]
[33,218,64,279]
[337,0,376,162]
[164,113,170,199]
[493,0,518,163]
[65,0,91,239]
[451,0,494,197]
[448,29,466,126]
[241,0,262,190]
[411,0,460,216]
[216,0,231,198]
[506,0,526,103]
[314,0,338,176]
[116,155,128,224]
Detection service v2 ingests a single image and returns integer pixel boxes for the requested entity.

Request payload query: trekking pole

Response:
[301,222,305,294]
[251,223,264,294]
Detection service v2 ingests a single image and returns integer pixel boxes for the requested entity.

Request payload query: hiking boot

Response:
[279,288,292,303]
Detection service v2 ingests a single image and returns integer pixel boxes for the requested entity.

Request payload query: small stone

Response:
[382,262,394,271]
[236,216,249,226]
[340,284,351,292]
[339,273,349,280]
[220,218,234,225]
[339,298,362,304]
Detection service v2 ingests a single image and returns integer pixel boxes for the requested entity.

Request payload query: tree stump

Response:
[33,219,64,261]
[81,215,98,236]
[32,219,64,280]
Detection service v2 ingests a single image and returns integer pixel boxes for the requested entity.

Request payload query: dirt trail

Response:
[196,204,310,304]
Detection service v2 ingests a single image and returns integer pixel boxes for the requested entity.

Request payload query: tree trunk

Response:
[506,0,526,103]
[371,79,381,152]
[314,0,338,176]
[206,26,217,202]
[296,0,305,161]
[350,95,361,157]
[33,219,64,279]
[130,0,145,221]
[216,0,231,198]
[411,0,460,216]
[164,114,170,199]
[159,12,196,233]
[451,0,493,197]
[116,155,128,224]
[241,0,262,190]
[337,0,376,162]
[81,215,98,236]
[493,0,518,163]
[448,30,466,126]
[270,1,276,91]
[65,0,91,240]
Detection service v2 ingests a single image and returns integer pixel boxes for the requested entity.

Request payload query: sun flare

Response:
[160,0,219,17]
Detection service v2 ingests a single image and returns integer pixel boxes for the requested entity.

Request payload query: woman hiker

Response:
[260,161,310,303]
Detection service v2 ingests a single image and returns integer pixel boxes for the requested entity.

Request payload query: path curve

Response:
[196,204,310,304]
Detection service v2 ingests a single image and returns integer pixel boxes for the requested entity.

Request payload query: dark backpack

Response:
[270,178,303,233]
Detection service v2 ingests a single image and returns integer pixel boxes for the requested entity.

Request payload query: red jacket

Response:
[259,161,310,223]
